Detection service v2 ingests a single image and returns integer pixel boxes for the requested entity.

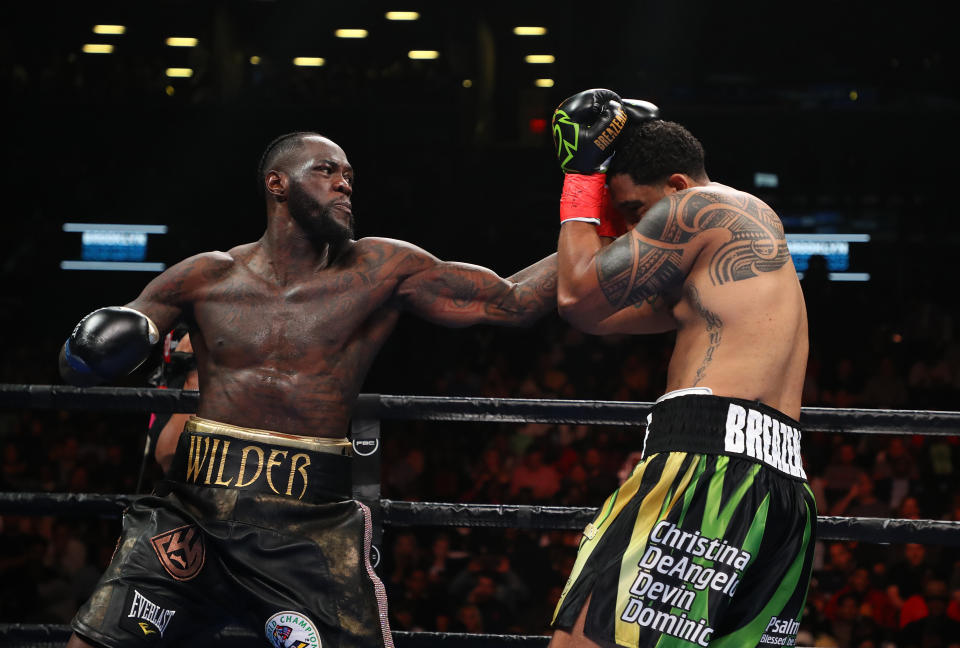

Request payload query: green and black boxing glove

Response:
[552,88,627,174]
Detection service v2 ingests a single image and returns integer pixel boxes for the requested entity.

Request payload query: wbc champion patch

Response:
[265,611,322,648]
[150,524,205,581]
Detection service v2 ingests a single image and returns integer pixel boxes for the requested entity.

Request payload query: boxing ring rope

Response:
[2,383,960,647]
[0,625,547,648]
[1,493,959,546]
[3,384,960,433]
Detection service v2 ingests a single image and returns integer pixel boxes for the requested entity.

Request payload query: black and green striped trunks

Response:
[552,393,816,647]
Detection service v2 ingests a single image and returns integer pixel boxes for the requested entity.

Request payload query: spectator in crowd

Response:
[890,544,933,603]
[823,443,868,507]
[873,437,919,510]
[829,472,893,518]
[509,444,561,501]
[899,579,960,648]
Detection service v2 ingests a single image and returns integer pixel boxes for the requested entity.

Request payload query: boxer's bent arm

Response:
[578,297,677,335]
[558,195,700,331]
[123,254,215,332]
[398,254,557,328]
[573,227,676,334]
[60,254,215,385]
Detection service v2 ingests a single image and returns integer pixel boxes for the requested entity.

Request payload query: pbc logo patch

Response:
[265,611,321,648]
[150,524,205,581]
[120,588,177,640]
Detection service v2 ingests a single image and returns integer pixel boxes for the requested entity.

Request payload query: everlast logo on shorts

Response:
[185,433,311,499]
[120,588,177,640]
[724,404,807,479]
[151,524,205,581]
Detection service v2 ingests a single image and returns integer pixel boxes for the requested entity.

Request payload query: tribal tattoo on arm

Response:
[595,190,790,309]
[399,254,557,327]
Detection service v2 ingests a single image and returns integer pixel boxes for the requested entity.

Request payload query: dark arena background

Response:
[2,1,959,647]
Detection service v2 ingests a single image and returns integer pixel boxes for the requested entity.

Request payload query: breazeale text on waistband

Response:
[723,403,806,479]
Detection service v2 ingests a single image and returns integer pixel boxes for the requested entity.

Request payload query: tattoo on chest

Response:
[687,284,723,386]
[595,190,790,309]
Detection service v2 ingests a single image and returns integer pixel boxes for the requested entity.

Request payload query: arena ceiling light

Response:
[535,78,555,87]
[408,50,439,59]
[165,67,193,78]
[335,29,369,38]
[92,25,125,35]
[293,57,325,67]
[166,37,198,47]
[514,26,547,36]
[525,54,555,64]
[82,44,114,54]
[386,11,419,20]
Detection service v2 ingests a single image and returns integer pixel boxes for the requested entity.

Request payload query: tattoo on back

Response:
[595,190,790,308]
[687,284,723,385]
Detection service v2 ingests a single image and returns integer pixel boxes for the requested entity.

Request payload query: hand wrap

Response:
[560,173,606,226]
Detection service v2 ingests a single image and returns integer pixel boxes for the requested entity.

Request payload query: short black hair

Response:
[256,131,324,196]
[608,120,707,185]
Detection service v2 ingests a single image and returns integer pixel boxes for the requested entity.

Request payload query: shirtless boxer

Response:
[548,90,815,647]
[59,131,557,648]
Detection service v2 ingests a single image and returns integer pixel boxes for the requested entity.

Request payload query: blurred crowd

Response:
[2,269,960,648]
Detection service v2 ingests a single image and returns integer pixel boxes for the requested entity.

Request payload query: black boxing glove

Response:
[59,306,160,386]
[552,88,628,174]
[621,98,660,124]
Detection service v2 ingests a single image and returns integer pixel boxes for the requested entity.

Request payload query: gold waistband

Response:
[185,416,352,456]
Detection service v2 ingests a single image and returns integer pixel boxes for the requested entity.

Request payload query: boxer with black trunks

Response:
[548,90,815,647]
[58,132,558,648]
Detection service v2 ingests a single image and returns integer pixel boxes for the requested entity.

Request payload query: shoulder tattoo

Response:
[595,190,790,309]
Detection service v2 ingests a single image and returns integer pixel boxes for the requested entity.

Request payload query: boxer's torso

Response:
[156,237,424,437]
[659,187,808,418]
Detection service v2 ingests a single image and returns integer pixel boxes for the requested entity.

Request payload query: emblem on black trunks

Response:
[265,611,321,648]
[352,438,379,456]
[120,588,177,640]
[150,524,205,582]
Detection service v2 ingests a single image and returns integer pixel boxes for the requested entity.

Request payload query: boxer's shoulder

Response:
[351,237,437,274]
[169,249,237,276]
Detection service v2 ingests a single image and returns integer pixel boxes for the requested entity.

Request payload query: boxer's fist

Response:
[552,89,628,174]
[60,306,160,385]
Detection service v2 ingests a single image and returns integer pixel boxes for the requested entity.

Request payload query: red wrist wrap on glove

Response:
[560,173,606,226]
[596,190,628,238]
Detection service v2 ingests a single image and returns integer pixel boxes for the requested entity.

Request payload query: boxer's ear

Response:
[265,170,288,201]
[666,174,691,192]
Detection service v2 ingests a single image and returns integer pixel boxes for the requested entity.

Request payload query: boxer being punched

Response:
[548,90,814,647]
[60,132,557,648]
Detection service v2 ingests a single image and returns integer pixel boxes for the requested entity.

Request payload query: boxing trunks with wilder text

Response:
[72,417,393,648]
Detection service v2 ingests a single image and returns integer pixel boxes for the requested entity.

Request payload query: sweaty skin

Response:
[66,135,557,648]
[85,136,557,439]
[552,173,807,648]
[557,174,807,419]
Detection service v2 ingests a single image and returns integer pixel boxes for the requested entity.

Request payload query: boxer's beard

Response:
[287,181,354,246]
